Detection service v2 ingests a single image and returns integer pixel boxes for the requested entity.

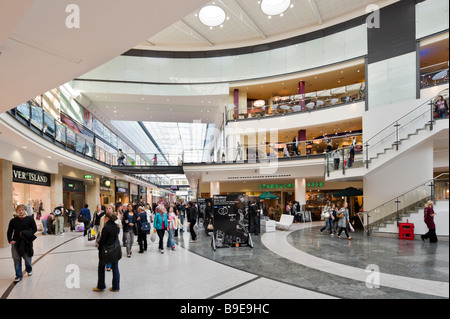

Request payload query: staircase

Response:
[363,97,437,169]
[365,174,449,235]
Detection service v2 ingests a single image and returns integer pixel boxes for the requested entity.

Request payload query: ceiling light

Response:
[199,5,226,27]
[261,0,291,16]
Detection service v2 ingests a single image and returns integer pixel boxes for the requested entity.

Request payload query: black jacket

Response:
[98,220,120,251]
[187,206,198,222]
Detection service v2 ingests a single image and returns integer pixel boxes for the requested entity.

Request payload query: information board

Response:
[212,195,253,250]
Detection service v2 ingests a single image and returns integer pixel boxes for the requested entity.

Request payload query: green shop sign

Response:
[306,182,324,188]
[259,183,295,190]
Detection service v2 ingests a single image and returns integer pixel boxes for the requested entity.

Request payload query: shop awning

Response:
[333,187,363,197]
[259,192,280,200]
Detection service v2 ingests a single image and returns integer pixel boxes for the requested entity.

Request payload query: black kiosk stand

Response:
[211,194,254,251]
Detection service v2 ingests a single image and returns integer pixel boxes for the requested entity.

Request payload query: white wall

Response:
[367,52,417,111]
[416,0,449,39]
[363,142,434,212]
[80,25,367,85]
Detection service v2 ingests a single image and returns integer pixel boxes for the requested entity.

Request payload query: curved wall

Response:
[78,25,367,85]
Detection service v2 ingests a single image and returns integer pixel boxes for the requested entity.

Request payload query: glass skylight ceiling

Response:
[111,120,214,164]
[142,121,213,163]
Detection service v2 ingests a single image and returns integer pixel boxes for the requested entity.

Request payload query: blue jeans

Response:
[42,219,47,234]
[167,229,175,248]
[12,244,32,279]
[97,259,120,290]
[320,218,334,234]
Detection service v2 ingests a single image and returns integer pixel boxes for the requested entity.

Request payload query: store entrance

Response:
[63,192,85,222]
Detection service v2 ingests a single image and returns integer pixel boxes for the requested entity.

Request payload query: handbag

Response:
[207,222,214,231]
[141,222,151,233]
[100,239,122,263]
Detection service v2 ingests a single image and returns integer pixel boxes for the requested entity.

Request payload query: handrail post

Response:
[365,142,369,169]
[430,180,435,202]
[394,121,400,151]
[429,100,435,131]
[326,153,330,177]
[395,198,401,227]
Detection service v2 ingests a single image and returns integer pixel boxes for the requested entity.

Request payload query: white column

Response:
[210,181,220,196]
[295,178,306,210]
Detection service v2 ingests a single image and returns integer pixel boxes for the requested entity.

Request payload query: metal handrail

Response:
[365,96,436,146]
[363,173,449,234]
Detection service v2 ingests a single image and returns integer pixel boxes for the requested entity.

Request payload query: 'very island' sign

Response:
[12,166,51,187]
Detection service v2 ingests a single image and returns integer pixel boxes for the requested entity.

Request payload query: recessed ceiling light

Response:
[199,5,226,27]
[261,0,291,16]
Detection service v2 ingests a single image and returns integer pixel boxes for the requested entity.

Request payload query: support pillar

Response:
[298,129,306,156]
[295,178,306,211]
[0,159,13,248]
[210,181,220,196]
[299,81,306,111]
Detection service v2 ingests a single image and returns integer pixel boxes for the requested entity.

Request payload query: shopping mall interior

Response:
[0,0,449,304]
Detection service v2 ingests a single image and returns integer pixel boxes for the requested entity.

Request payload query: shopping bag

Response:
[150,229,157,243]
[348,222,355,232]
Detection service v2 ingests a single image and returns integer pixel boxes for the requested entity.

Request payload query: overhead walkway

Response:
[111,165,184,175]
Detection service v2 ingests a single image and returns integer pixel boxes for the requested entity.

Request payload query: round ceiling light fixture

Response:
[260,0,291,16]
[198,5,226,27]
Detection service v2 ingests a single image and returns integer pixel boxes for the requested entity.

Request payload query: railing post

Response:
[365,142,369,169]
[429,100,435,131]
[395,199,401,227]
[394,121,400,151]
[326,153,330,177]
[430,180,435,202]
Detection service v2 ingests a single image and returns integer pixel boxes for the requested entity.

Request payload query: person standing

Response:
[435,95,448,119]
[137,206,150,253]
[122,204,137,258]
[249,201,260,235]
[67,205,77,232]
[153,205,168,253]
[422,200,438,243]
[78,204,91,237]
[187,202,198,243]
[93,204,105,242]
[337,202,352,240]
[167,207,177,251]
[204,202,212,236]
[53,204,65,236]
[320,202,334,237]
[7,205,37,283]
[94,212,121,292]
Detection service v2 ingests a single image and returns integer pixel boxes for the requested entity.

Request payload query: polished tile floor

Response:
[0,221,448,300]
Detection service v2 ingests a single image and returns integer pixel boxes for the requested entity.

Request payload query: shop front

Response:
[12,165,51,220]
[138,185,147,204]
[100,177,114,205]
[115,180,130,205]
[130,183,139,205]
[63,177,85,222]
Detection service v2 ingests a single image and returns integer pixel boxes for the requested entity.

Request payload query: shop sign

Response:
[13,166,51,187]
[259,183,295,190]
[306,182,324,188]
[116,180,129,189]
[63,178,85,192]
[84,175,93,179]
[100,177,111,191]
[117,187,128,193]
[130,183,138,195]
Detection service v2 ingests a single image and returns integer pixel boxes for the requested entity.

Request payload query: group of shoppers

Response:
[320,201,353,240]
